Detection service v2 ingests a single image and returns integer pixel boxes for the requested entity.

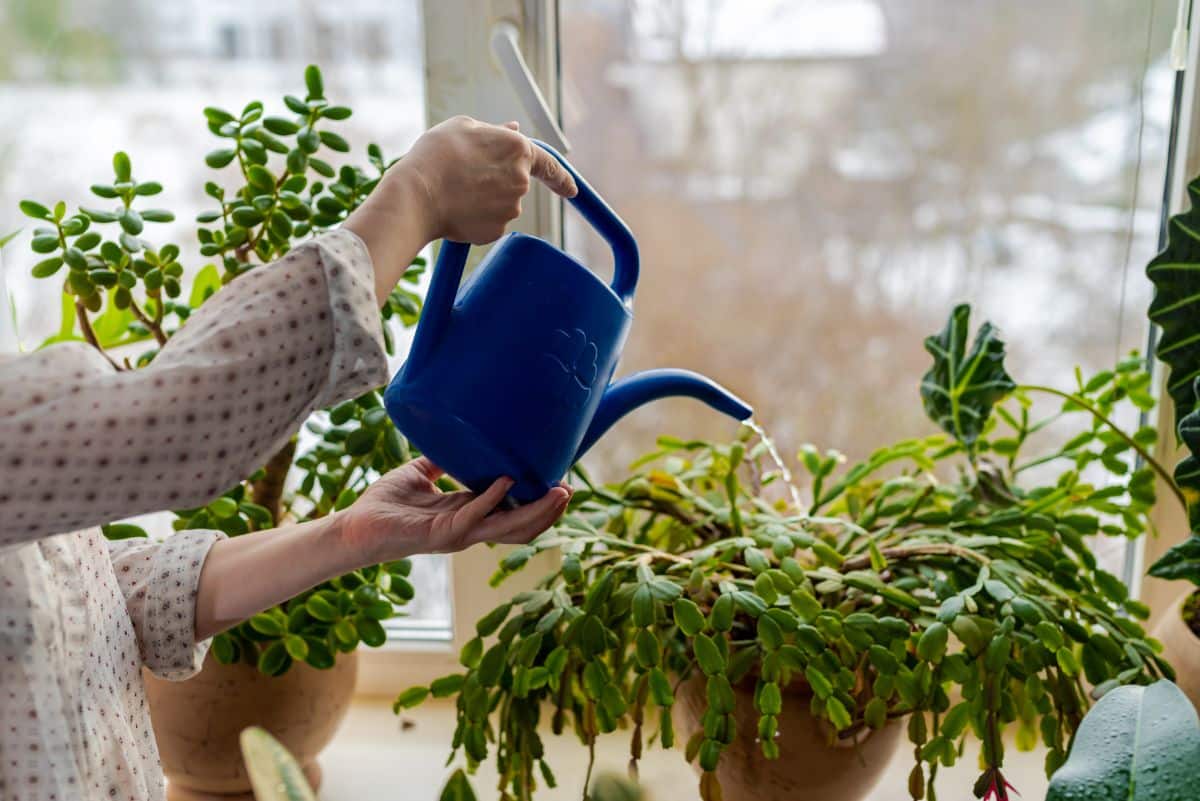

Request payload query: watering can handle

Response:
[532,140,639,306]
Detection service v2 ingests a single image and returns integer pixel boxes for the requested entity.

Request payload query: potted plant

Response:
[395,304,1176,801]
[1142,175,1200,710]
[12,65,427,798]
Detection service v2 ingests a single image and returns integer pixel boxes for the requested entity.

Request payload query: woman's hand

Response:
[334,457,571,566]
[344,116,578,304]
[194,458,570,639]
[399,116,577,244]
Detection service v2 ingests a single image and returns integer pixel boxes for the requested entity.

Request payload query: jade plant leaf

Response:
[1148,534,1200,586]
[239,726,317,801]
[1045,680,1200,801]
[920,304,1015,449]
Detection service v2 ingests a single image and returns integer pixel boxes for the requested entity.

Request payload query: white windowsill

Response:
[318,697,1052,801]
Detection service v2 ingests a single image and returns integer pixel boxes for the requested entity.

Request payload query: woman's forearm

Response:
[343,166,435,306]
[193,513,360,640]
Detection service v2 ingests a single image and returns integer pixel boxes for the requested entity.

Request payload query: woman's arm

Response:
[0,117,574,549]
[193,458,571,640]
[0,231,384,547]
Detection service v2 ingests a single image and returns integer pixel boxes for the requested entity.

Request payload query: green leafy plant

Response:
[1046,680,1200,800]
[398,304,1176,801]
[15,65,429,675]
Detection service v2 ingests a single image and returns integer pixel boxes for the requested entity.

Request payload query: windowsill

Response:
[318,697,1053,801]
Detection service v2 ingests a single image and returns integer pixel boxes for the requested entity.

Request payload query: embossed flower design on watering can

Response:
[384,141,753,504]
[545,327,599,407]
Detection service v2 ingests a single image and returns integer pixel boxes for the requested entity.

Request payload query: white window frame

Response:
[356,0,565,697]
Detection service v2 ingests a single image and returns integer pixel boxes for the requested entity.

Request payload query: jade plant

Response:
[14,65,427,675]
[397,304,1177,801]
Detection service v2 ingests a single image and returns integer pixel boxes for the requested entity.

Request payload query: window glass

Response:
[0,0,450,637]
[561,0,1173,578]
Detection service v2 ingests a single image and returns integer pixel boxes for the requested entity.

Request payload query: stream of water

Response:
[742,418,804,511]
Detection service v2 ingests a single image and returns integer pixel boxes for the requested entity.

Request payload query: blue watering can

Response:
[384,141,753,504]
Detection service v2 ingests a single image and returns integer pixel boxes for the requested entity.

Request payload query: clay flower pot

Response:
[143,650,357,801]
[673,674,903,801]
[1153,592,1200,709]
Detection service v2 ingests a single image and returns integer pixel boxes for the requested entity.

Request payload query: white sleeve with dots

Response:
[106,530,227,678]
[0,228,388,548]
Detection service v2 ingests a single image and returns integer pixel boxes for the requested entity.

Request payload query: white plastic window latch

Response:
[1172,0,1193,71]
[489,19,571,153]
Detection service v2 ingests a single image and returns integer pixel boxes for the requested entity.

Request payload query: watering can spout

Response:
[403,240,470,376]
[575,369,753,460]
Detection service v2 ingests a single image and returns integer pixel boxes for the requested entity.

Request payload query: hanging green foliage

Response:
[397,305,1172,801]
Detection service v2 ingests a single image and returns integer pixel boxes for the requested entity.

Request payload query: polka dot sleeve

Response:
[0,228,388,547]
[106,529,226,679]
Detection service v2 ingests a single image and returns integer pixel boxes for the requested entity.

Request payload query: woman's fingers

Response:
[457,476,515,526]
[527,142,578,198]
[470,486,570,545]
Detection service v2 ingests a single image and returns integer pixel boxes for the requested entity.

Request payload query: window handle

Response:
[490,20,571,153]
[1173,0,1192,70]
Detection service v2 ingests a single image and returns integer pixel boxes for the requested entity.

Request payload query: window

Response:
[217,22,242,60]
[267,20,291,61]
[315,21,339,64]
[559,0,1175,586]
[0,0,450,655]
[362,22,391,62]
[2,0,1185,699]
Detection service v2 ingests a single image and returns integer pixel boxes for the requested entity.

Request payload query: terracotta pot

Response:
[673,674,903,801]
[1153,592,1200,709]
[144,650,357,801]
